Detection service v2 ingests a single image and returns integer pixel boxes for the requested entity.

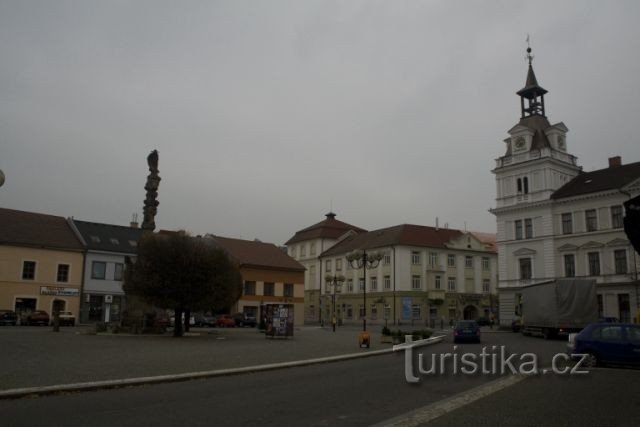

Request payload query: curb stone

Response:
[0,335,445,400]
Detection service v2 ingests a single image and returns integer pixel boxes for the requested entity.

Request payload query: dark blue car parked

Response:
[568,323,640,367]
[453,320,481,343]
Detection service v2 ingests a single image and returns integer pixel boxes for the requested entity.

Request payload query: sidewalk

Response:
[0,325,391,391]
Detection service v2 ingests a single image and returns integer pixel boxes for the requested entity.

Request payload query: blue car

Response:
[453,320,481,343]
[567,323,640,367]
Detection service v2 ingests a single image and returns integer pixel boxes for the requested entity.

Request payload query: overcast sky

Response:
[2,1,640,245]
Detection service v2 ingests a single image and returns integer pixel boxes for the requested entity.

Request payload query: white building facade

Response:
[492,49,640,327]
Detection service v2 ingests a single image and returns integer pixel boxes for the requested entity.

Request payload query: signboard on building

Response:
[40,286,80,297]
[265,304,294,338]
[401,297,412,320]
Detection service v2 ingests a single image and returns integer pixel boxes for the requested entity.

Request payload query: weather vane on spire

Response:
[525,34,534,65]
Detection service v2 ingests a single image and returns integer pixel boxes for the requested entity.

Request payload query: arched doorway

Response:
[463,305,478,320]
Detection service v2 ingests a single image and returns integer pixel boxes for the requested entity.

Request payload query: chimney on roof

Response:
[609,156,622,168]
[130,213,139,228]
[326,212,336,220]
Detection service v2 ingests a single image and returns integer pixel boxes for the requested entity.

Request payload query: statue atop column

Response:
[141,150,161,232]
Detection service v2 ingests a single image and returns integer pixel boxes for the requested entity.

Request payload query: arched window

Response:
[523,177,529,194]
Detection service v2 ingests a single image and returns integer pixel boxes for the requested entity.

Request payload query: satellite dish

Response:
[0,169,5,187]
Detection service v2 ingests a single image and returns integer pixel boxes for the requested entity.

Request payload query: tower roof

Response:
[285,212,365,245]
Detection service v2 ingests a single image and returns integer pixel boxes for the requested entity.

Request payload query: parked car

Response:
[26,310,50,326]
[55,311,76,326]
[567,323,640,367]
[598,317,620,323]
[193,313,216,327]
[0,310,18,326]
[233,313,257,328]
[453,320,481,343]
[216,314,236,328]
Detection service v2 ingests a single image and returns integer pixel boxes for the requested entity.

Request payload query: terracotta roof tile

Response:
[285,212,365,245]
[210,235,304,272]
[320,224,465,257]
[0,207,83,250]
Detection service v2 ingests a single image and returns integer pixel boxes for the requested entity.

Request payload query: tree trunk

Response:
[184,308,191,333]
[174,307,183,337]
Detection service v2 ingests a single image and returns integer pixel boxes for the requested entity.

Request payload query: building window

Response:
[370,304,377,320]
[244,281,256,296]
[290,246,296,258]
[91,261,106,280]
[524,218,533,239]
[325,260,332,272]
[300,245,306,257]
[21,261,36,280]
[359,304,365,319]
[465,256,473,268]
[435,275,441,290]
[346,305,353,319]
[113,263,124,281]
[585,209,598,232]
[383,276,391,289]
[588,252,600,276]
[309,265,316,276]
[561,213,573,234]
[335,259,342,271]
[411,275,421,290]
[411,251,421,265]
[447,277,456,291]
[383,254,391,265]
[611,206,624,229]
[563,254,575,278]
[346,279,353,292]
[359,278,365,291]
[515,220,523,240]
[482,257,490,271]
[614,250,627,275]
[482,280,490,293]
[523,177,529,194]
[429,252,438,266]
[412,304,421,320]
[447,254,456,267]
[263,282,275,296]
[310,243,316,256]
[283,283,294,297]
[517,178,522,193]
[370,277,378,290]
[519,258,532,280]
[56,264,70,283]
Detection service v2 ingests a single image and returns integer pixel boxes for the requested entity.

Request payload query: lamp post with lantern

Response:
[324,274,344,332]
[346,250,384,333]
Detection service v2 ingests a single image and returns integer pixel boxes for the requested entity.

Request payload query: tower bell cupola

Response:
[517,47,547,118]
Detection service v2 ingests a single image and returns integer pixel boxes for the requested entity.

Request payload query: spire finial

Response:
[525,34,533,65]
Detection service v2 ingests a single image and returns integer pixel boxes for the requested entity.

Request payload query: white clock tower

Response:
[491,47,582,326]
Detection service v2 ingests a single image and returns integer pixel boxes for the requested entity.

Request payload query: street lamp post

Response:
[324,274,344,332]
[346,250,383,332]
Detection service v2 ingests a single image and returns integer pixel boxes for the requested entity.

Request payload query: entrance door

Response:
[15,298,37,323]
[52,299,66,314]
[463,305,478,320]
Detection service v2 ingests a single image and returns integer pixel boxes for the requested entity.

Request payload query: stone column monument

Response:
[141,150,161,232]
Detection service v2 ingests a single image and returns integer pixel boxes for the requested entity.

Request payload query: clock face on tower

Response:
[514,137,526,151]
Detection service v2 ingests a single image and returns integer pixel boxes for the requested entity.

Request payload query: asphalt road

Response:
[0,332,584,427]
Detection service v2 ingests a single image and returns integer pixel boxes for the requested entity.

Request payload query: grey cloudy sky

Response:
[2,1,640,245]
